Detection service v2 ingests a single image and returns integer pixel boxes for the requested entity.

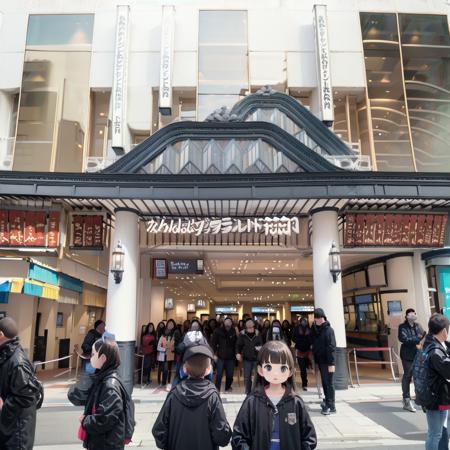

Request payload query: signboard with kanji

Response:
[70,214,104,249]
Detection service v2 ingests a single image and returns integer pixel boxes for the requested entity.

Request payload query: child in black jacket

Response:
[232,340,317,450]
[152,343,232,450]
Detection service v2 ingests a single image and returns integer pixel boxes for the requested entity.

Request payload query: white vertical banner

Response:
[313,4,334,124]
[159,5,175,116]
[111,5,130,152]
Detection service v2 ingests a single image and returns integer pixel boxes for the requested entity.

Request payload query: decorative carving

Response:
[205,106,241,122]
[256,85,277,96]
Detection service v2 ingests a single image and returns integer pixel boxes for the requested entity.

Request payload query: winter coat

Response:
[422,334,450,410]
[68,369,126,450]
[236,330,263,362]
[398,321,425,361]
[157,335,176,362]
[0,337,40,450]
[310,321,336,366]
[231,390,317,450]
[141,334,156,355]
[292,326,312,353]
[152,378,232,450]
[81,329,102,355]
[211,327,237,361]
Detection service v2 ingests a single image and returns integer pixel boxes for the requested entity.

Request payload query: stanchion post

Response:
[353,349,360,386]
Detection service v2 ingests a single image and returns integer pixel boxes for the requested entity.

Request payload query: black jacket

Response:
[231,390,317,450]
[292,326,312,353]
[211,327,237,360]
[152,378,232,450]
[68,369,126,450]
[311,322,336,365]
[81,329,102,355]
[0,337,40,450]
[423,334,450,410]
[236,330,263,362]
[398,321,425,361]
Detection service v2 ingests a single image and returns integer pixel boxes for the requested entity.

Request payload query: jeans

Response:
[216,359,235,391]
[426,409,449,450]
[401,359,414,399]
[297,357,308,388]
[318,363,335,408]
[243,360,256,394]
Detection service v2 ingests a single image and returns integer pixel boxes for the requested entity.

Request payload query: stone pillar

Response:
[311,208,348,390]
[106,209,139,394]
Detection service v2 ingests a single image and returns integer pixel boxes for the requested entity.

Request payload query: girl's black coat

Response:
[232,391,317,450]
[68,369,125,450]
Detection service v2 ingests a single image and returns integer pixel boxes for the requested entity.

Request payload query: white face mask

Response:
[407,313,417,322]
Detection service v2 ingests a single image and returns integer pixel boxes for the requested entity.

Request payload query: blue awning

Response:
[0,281,10,293]
[59,273,83,293]
[0,291,8,304]
[28,262,59,285]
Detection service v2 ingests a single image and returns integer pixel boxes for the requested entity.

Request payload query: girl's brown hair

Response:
[93,338,121,373]
[253,340,296,394]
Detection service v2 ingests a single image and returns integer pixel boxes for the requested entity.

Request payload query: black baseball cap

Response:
[182,344,214,363]
[314,308,327,319]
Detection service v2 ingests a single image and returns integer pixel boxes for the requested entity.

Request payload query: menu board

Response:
[344,213,448,248]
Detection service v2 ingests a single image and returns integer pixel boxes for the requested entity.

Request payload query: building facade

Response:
[0,0,450,388]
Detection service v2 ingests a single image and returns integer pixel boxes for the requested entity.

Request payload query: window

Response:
[89,91,111,158]
[198,11,248,120]
[13,15,94,172]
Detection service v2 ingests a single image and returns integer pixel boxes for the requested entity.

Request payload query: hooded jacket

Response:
[0,337,40,450]
[231,390,317,450]
[81,329,102,355]
[68,368,126,450]
[292,325,312,353]
[152,378,231,450]
[398,320,425,361]
[310,321,336,365]
[422,334,450,410]
[236,330,263,362]
[211,326,237,360]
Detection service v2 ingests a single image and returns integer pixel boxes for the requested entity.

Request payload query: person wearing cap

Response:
[311,308,337,415]
[152,343,232,450]
[398,307,426,412]
[81,320,105,373]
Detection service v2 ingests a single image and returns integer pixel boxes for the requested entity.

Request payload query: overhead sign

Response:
[159,5,175,115]
[313,4,334,124]
[146,217,300,237]
[344,213,448,248]
[252,307,276,313]
[215,306,239,314]
[70,214,104,249]
[111,5,130,152]
[0,210,60,248]
[168,259,204,274]
[153,259,168,279]
[291,305,314,313]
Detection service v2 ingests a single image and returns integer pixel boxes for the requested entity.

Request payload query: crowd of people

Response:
[2,308,450,449]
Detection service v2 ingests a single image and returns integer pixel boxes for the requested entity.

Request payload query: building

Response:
[0,0,449,389]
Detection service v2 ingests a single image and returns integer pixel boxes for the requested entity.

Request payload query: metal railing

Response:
[33,353,74,379]
[347,346,399,387]
[135,353,145,388]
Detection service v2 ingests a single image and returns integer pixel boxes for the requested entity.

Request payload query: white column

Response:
[106,209,139,392]
[311,208,347,389]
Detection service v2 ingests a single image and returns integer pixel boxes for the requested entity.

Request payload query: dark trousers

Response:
[401,359,414,399]
[215,358,235,391]
[319,363,335,408]
[243,360,256,394]
[142,354,153,383]
[297,357,308,388]
[162,360,173,385]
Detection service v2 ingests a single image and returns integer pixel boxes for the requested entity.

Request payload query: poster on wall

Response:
[153,259,168,279]
[439,267,450,319]
[164,298,174,310]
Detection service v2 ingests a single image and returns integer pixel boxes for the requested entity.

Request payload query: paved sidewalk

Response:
[33,379,424,449]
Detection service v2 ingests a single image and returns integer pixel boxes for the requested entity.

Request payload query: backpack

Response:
[111,376,136,444]
[412,345,443,408]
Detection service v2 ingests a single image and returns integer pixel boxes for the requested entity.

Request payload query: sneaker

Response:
[165,384,172,392]
[403,399,416,413]
[302,387,308,392]
[320,400,327,409]
[225,387,233,392]
[321,406,331,416]
[329,406,337,414]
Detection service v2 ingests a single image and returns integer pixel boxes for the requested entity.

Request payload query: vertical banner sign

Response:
[93,216,103,247]
[9,211,24,246]
[111,5,130,152]
[439,267,450,319]
[34,212,46,247]
[159,5,175,116]
[0,210,9,245]
[313,5,334,124]
[47,212,60,248]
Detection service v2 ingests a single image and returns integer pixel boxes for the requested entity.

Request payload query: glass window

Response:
[89,91,110,158]
[198,11,248,120]
[27,14,94,47]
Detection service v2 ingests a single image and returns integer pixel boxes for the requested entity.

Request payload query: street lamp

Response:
[111,241,125,284]
[329,241,342,283]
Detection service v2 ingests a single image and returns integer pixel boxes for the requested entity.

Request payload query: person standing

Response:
[157,319,177,390]
[311,308,336,415]
[211,317,237,392]
[81,320,105,373]
[0,317,43,450]
[292,317,312,391]
[141,323,157,385]
[398,308,426,412]
[236,318,263,395]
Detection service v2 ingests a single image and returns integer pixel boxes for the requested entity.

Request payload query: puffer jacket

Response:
[232,390,317,450]
[211,327,237,361]
[236,330,263,362]
[0,337,40,450]
[68,369,126,450]
[310,321,336,365]
[398,321,425,361]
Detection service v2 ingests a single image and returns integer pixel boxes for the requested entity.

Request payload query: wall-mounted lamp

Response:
[329,241,342,283]
[111,241,125,284]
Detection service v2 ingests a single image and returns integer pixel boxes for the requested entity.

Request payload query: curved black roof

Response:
[104,90,353,174]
